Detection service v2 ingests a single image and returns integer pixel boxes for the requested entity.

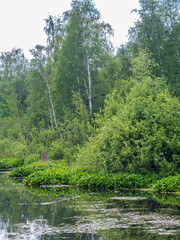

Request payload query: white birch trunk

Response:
[42,73,54,129]
[86,48,92,116]
[82,75,89,97]
[44,70,58,129]
[48,105,54,129]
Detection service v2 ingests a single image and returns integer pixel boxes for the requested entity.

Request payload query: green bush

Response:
[0,139,12,158]
[153,175,180,192]
[0,157,24,169]
[22,165,160,189]
[23,166,74,186]
[72,172,159,189]
[8,162,55,178]
[77,77,180,174]
[152,193,180,206]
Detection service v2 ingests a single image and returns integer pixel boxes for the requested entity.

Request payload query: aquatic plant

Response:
[153,175,180,193]
[0,157,24,169]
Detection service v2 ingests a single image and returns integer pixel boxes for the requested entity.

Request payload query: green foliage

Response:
[0,1,180,181]
[23,168,70,186]
[8,161,64,178]
[8,162,48,178]
[0,157,24,169]
[14,161,160,189]
[23,168,161,189]
[129,0,180,96]
[22,162,75,186]
[153,175,180,192]
[0,138,29,160]
[25,57,53,129]
[47,139,77,162]
[70,172,159,189]
[77,75,180,174]
[0,138,11,158]
[53,0,113,119]
[152,193,180,206]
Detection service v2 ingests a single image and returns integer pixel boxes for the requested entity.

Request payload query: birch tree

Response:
[54,0,113,118]
[26,46,57,129]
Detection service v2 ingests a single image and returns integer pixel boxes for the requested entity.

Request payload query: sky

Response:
[0,0,140,59]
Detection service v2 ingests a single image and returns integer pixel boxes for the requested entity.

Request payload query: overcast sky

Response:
[0,0,140,58]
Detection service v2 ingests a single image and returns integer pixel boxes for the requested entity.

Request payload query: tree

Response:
[0,48,28,108]
[128,0,180,95]
[77,52,180,174]
[53,0,113,120]
[0,48,28,140]
[44,14,64,57]
[26,46,57,129]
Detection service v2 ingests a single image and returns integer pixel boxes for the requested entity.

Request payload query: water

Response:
[0,174,179,240]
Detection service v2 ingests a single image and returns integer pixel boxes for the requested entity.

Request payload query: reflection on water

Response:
[0,174,179,240]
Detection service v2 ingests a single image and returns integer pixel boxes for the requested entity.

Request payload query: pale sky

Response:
[0,0,140,59]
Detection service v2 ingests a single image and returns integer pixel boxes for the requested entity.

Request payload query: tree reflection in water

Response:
[0,175,179,240]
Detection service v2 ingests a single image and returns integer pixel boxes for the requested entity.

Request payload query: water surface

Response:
[0,174,179,239]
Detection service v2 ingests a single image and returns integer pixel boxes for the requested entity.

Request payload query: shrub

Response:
[77,77,180,174]
[8,162,54,178]
[0,157,24,169]
[22,166,160,190]
[153,175,180,192]
[23,166,73,186]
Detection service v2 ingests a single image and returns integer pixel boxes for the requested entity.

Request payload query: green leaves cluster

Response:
[0,0,180,181]
[10,161,161,190]
[77,75,180,174]
[153,175,180,192]
[0,157,24,169]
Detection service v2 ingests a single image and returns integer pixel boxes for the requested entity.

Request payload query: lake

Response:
[0,172,179,240]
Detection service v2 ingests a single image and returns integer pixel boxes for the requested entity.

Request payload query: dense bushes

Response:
[7,159,180,192]
[153,175,180,192]
[0,139,29,160]
[23,168,72,185]
[1,52,180,193]
[77,77,180,175]
[9,161,159,189]
[0,157,24,169]
[24,171,161,189]
[69,172,159,189]
[8,162,54,177]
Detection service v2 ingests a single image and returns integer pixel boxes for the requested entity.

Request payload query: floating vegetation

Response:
[0,175,179,240]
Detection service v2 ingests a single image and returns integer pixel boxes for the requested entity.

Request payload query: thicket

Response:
[77,76,180,174]
[9,161,159,189]
[0,157,24,169]
[7,159,180,193]
[0,0,180,191]
[153,175,180,192]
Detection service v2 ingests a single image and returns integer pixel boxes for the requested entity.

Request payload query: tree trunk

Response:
[86,48,92,116]
[44,69,58,129]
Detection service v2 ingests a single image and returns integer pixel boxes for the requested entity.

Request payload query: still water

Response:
[0,173,179,240]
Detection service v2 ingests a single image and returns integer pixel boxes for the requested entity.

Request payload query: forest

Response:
[0,0,180,191]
